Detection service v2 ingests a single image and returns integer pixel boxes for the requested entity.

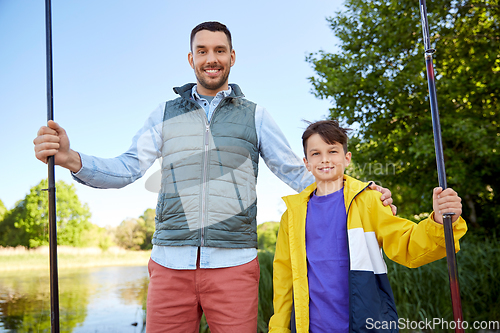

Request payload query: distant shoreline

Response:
[0,246,151,272]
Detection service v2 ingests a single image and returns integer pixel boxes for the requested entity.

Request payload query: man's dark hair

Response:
[190,21,232,51]
[302,120,352,158]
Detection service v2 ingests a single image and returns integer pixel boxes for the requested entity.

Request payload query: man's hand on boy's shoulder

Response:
[368,183,397,216]
[432,187,462,224]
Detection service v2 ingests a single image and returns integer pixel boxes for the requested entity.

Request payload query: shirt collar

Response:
[191,84,232,101]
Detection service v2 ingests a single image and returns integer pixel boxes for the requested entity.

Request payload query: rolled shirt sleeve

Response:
[72,103,164,189]
[255,105,314,193]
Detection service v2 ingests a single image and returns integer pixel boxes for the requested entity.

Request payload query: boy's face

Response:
[303,133,351,185]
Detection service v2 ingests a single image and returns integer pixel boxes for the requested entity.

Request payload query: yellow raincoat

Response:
[269,175,467,332]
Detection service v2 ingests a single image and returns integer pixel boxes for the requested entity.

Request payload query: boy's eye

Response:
[330,150,337,154]
[312,152,319,156]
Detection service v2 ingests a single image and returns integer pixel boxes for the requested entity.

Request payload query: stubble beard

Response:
[195,66,231,92]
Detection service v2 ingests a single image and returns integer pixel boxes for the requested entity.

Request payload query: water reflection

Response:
[0,266,148,333]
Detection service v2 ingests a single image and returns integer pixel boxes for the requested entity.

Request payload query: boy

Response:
[269,120,467,333]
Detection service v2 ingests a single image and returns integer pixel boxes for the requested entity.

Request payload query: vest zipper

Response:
[201,123,210,246]
[199,97,235,247]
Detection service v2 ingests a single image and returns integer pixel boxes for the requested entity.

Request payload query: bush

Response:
[258,250,275,332]
[388,234,500,332]
[257,222,280,253]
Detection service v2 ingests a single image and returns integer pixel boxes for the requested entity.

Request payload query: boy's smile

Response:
[318,166,333,172]
[303,133,351,195]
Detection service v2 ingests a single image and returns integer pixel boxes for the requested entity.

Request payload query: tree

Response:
[307,0,500,233]
[114,218,144,250]
[0,199,6,222]
[0,179,92,248]
[79,223,116,251]
[114,208,155,250]
[139,208,155,250]
[257,222,280,253]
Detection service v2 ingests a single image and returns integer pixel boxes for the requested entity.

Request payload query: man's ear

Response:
[188,52,194,69]
[230,49,236,67]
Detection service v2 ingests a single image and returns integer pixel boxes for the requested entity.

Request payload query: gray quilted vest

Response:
[152,83,259,248]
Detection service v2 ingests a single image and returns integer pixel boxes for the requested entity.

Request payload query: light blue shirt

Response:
[72,84,314,269]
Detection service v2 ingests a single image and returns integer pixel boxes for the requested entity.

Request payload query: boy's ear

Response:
[303,157,311,171]
[345,151,352,166]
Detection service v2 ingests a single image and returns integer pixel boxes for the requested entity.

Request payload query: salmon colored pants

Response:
[146,257,260,333]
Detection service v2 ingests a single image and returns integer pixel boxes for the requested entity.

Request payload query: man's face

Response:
[188,30,235,96]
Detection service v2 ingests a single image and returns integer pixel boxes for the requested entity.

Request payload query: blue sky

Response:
[0,0,344,227]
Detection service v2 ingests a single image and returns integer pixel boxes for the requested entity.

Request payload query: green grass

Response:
[0,248,151,271]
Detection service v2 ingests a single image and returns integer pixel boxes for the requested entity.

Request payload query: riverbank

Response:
[0,246,151,271]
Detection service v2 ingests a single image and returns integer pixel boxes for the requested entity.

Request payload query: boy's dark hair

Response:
[190,21,232,51]
[302,120,352,158]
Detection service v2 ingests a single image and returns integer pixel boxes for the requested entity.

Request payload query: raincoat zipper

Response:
[345,180,372,331]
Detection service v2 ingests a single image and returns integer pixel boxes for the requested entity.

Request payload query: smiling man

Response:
[33,22,395,333]
[188,28,234,95]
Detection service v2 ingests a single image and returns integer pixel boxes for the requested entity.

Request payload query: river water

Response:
[0,265,149,333]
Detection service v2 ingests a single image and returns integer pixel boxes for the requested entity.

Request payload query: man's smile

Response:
[204,67,222,76]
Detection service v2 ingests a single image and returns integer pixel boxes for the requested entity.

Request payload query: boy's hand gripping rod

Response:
[418,1,464,331]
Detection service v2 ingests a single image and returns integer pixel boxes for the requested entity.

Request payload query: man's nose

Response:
[206,50,217,63]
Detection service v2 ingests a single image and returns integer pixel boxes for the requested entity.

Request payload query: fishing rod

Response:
[45,0,60,331]
[418,1,464,332]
